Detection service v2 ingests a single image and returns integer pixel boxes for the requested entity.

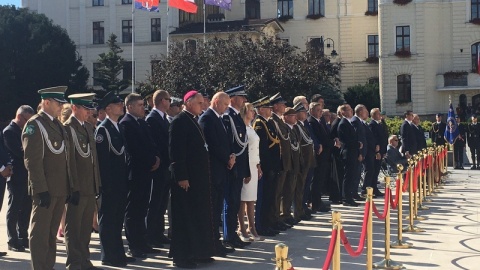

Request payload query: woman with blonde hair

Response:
[237,102,263,241]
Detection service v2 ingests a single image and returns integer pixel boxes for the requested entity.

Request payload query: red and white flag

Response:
[169,0,197,13]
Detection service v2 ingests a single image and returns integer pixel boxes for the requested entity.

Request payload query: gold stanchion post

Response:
[391,164,413,249]
[367,187,373,270]
[332,211,341,270]
[427,148,436,197]
[417,151,429,210]
[373,177,404,269]
[273,243,292,270]
[403,160,425,232]
[407,156,426,221]
[436,146,444,189]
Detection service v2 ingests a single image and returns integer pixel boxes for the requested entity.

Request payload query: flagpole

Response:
[203,3,206,43]
[131,0,135,93]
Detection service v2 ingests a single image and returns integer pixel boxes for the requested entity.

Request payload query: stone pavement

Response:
[0,166,478,270]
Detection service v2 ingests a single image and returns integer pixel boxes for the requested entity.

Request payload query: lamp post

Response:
[322,37,338,58]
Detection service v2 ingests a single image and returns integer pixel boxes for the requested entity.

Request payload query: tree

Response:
[94,33,130,95]
[148,34,343,109]
[343,83,380,111]
[0,5,89,122]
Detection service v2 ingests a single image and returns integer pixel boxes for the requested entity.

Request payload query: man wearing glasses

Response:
[386,135,408,173]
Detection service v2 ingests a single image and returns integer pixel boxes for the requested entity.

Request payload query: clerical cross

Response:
[204,143,209,152]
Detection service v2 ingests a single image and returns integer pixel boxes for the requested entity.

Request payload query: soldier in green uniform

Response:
[22,86,75,270]
[63,93,101,270]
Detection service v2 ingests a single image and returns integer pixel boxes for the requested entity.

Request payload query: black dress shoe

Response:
[271,223,287,231]
[8,244,25,252]
[257,229,276,237]
[353,194,366,201]
[317,204,331,212]
[0,251,6,257]
[173,259,197,269]
[125,256,136,263]
[127,249,147,258]
[101,260,127,267]
[374,190,384,197]
[142,246,162,254]
[86,266,103,270]
[279,221,293,228]
[284,217,297,226]
[158,234,171,244]
[195,257,215,263]
[343,199,359,207]
[299,214,312,221]
[147,240,164,248]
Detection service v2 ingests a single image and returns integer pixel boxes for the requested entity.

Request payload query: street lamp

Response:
[323,37,338,58]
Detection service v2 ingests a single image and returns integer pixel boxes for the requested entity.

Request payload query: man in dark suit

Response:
[412,114,427,153]
[385,135,408,173]
[3,105,34,252]
[430,113,447,147]
[95,91,136,267]
[145,90,173,247]
[453,116,466,169]
[198,92,236,255]
[351,106,367,201]
[467,114,480,169]
[223,86,251,247]
[329,107,343,203]
[400,110,417,159]
[337,104,362,207]
[120,93,161,258]
[369,108,388,185]
[307,102,332,212]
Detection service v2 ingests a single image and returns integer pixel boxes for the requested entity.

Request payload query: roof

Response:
[169,18,284,35]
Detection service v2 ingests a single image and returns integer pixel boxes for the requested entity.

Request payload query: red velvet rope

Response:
[340,203,370,257]
[390,180,400,209]
[412,166,418,193]
[372,190,390,220]
[321,228,338,270]
[402,172,409,192]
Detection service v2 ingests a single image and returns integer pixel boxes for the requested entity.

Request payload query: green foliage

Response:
[149,34,343,110]
[343,83,380,111]
[94,33,130,95]
[384,116,433,136]
[0,5,89,121]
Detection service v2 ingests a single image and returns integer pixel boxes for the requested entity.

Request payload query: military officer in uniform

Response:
[269,93,293,231]
[467,114,480,169]
[430,113,447,147]
[453,116,466,169]
[252,96,281,237]
[223,86,251,248]
[63,93,101,270]
[22,86,75,270]
[95,91,135,267]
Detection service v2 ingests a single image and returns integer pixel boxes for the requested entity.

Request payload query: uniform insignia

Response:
[240,133,242,138]
[96,134,104,143]
[54,141,58,147]
[82,143,87,148]
[24,125,35,135]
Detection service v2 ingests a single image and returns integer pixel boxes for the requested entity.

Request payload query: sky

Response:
[0,0,21,7]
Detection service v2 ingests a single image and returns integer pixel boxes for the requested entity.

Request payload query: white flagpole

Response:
[203,3,206,43]
[131,0,135,93]
[167,3,170,55]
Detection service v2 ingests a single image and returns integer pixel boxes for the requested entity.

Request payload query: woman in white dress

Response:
[237,103,264,241]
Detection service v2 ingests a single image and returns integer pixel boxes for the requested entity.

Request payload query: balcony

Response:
[436,72,480,91]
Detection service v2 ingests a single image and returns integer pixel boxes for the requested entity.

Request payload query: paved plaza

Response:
[0,166,478,269]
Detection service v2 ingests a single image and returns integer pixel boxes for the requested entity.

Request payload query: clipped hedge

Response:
[382,117,432,136]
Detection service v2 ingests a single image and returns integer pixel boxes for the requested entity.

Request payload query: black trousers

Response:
[453,142,465,165]
[469,144,479,165]
[124,176,151,250]
[223,172,243,242]
[211,180,224,241]
[342,155,360,200]
[311,159,330,209]
[258,170,276,229]
[146,168,170,242]
[362,154,376,190]
[6,180,31,246]
[99,189,127,263]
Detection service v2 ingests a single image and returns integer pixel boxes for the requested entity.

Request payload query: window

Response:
[396,26,410,52]
[472,42,480,73]
[246,0,260,19]
[397,74,411,103]
[122,0,132,4]
[308,0,323,16]
[93,0,104,6]
[123,61,134,81]
[277,0,293,17]
[368,35,379,58]
[444,73,468,87]
[473,0,480,20]
[93,63,102,86]
[368,0,377,13]
[151,18,161,42]
[307,37,324,56]
[93,21,104,44]
[122,20,133,43]
[185,39,197,53]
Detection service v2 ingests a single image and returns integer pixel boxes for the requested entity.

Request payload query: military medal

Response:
[239,133,242,138]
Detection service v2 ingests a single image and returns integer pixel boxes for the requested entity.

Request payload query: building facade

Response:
[22,0,480,115]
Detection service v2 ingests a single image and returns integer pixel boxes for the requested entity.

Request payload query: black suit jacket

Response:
[363,121,377,158]
[414,125,427,152]
[400,120,417,154]
[146,109,170,170]
[120,113,158,181]
[308,115,333,162]
[337,118,360,160]
[369,120,388,156]
[3,121,27,183]
[224,107,250,179]
[253,115,281,173]
[352,116,367,158]
[0,131,11,171]
[199,108,233,185]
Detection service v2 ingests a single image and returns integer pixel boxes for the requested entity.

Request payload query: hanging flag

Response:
[444,99,459,144]
[135,0,160,12]
[205,0,231,10]
[169,0,197,13]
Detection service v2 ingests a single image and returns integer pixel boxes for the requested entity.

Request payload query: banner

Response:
[444,101,459,144]
[135,0,160,12]
[205,0,231,10]
[169,0,197,13]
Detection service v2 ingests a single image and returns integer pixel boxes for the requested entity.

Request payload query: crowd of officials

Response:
[0,85,476,269]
